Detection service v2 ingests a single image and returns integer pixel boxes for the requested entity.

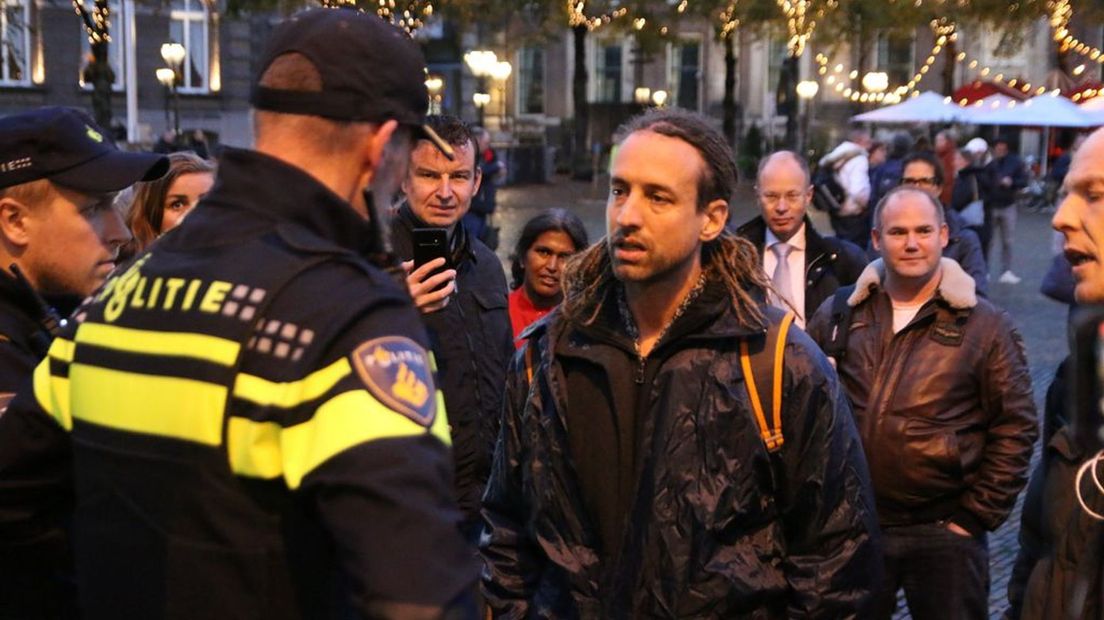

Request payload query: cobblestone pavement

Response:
[493,177,1066,620]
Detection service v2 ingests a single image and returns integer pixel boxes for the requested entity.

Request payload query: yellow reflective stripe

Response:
[33,357,71,431]
[281,390,430,489]
[49,337,75,363]
[76,323,240,367]
[69,364,226,445]
[226,417,282,479]
[232,358,352,409]
[430,390,451,446]
[228,388,452,485]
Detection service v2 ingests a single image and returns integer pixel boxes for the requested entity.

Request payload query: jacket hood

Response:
[848,257,977,309]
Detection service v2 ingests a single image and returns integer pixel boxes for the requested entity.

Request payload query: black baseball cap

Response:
[0,107,168,193]
[251,8,454,159]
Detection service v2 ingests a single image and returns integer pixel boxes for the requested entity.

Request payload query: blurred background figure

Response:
[124,151,215,257]
[463,126,507,249]
[153,129,178,154]
[951,140,992,252]
[869,133,913,213]
[986,136,1029,284]
[934,129,960,207]
[508,208,588,346]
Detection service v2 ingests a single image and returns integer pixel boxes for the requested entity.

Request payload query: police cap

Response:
[251,8,454,159]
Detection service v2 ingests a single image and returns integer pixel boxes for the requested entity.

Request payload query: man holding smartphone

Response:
[392,114,513,542]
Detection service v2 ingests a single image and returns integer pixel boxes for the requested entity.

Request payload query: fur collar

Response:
[848,257,977,309]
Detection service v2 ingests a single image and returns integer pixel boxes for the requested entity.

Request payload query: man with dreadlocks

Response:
[480,108,882,618]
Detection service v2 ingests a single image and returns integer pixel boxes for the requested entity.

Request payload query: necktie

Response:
[770,242,794,310]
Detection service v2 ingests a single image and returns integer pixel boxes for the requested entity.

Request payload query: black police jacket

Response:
[0,148,477,619]
[482,277,883,618]
[391,205,513,525]
[0,274,77,619]
[735,215,868,322]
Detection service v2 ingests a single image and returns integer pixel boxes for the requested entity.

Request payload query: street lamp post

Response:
[160,42,186,137]
[489,60,512,131]
[464,49,497,127]
[156,67,175,132]
[425,75,444,115]
[796,80,819,156]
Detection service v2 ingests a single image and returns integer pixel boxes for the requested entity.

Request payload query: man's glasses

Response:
[901,177,938,187]
[757,190,806,205]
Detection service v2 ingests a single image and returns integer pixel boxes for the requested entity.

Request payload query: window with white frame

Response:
[78,1,124,91]
[516,46,544,115]
[876,33,914,87]
[0,0,31,86]
[592,40,623,103]
[170,0,209,93]
[766,35,787,95]
[668,37,702,111]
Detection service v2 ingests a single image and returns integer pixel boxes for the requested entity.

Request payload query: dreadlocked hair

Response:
[562,231,768,330]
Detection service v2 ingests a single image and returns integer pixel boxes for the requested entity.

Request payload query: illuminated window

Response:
[668,37,701,111]
[517,46,544,115]
[0,0,31,86]
[170,0,209,93]
[593,41,623,103]
[877,33,914,87]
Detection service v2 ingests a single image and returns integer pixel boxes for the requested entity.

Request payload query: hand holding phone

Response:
[405,228,456,313]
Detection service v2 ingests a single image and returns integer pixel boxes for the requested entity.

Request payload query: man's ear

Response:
[700,198,729,242]
[471,164,483,195]
[871,228,882,253]
[0,198,33,249]
[361,120,399,186]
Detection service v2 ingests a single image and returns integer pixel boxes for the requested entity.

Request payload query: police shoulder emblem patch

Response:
[351,336,436,427]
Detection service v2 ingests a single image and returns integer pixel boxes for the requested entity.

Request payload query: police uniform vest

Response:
[29,148,472,618]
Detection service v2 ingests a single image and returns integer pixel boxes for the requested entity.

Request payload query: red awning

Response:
[951,80,1030,105]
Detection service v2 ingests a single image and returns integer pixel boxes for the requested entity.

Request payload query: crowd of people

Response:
[818,127,1037,288]
[0,6,1099,620]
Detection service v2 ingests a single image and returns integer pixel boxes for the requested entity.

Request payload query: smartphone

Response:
[1071,306,1104,453]
[412,228,450,270]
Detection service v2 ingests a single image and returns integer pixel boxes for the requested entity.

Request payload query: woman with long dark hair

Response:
[508,208,588,345]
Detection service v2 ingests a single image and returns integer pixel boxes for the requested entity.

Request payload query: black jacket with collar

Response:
[735,215,869,321]
[481,275,882,618]
[391,204,513,526]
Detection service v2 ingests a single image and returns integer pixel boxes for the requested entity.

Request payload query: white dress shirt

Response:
[764,223,807,328]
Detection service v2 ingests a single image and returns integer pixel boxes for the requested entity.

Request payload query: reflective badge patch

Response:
[351,336,436,427]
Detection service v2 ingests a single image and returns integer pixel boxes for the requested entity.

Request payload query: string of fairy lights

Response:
[68,0,1097,104]
[73,0,111,45]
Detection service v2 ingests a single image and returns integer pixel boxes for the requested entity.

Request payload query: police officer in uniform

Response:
[0,106,166,619]
[0,9,476,619]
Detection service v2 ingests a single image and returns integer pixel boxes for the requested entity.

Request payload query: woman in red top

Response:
[508,208,589,346]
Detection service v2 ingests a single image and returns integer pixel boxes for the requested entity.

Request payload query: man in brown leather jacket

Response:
[808,186,1037,620]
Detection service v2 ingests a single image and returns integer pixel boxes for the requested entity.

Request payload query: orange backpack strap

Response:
[739,312,794,453]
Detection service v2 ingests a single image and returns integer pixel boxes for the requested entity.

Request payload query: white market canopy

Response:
[851,91,968,123]
[851,92,1103,128]
[971,93,1101,128]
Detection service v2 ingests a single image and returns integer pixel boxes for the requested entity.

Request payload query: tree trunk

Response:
[571,24,590,180]
[722,33,737,148]
[90,39,114,130]
[851,16,869,117]
[81,0,114,131]
[941,38,957,96]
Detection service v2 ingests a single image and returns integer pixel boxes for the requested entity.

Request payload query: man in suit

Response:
[736,150,868,327]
